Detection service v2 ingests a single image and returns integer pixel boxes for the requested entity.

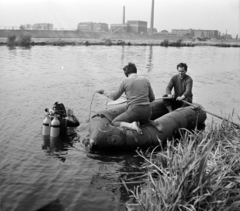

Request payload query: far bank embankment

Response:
[0,29,240,47]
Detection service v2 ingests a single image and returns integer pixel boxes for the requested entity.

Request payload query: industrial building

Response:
[172,29,220,39]
[78,1,153,34]
[110,21,147,34]
[194,30,219,39]
[110,2,151,34]
[127,21,147,34]
[172,29,194,37]
[110,24,127,33]
[77,22,109,32]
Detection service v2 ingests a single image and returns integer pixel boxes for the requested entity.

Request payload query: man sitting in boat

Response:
[96,62,155,134]
[163,62,193,112]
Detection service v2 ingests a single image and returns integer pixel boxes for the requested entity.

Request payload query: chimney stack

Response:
[150,0,154,34]
[123,6,125,24]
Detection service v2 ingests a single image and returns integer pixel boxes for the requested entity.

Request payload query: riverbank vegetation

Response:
[124,119,240,211]
[2,37,240,48]
[7,34,31,47]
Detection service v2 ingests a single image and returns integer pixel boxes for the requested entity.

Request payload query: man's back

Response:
[121,74,155,106]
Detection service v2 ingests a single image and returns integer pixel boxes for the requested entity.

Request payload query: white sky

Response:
[0,0,239,37]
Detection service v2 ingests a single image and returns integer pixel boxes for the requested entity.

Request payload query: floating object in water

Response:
[82,99,207,152]
[50,116,60,137]
[42,115,51,136]
[42,102,80,138]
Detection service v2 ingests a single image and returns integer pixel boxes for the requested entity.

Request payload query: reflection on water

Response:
[147,46,153,72]
[36,199,65,211]
[83,152,146,210]
[0,45,240,210]
[120,45,125,66]
[42,130,80,162]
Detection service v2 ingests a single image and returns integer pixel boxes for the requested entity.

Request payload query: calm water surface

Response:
[0,45,240,211]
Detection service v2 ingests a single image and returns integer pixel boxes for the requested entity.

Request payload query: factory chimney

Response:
[150,0,154,34]
[123,6,125,24]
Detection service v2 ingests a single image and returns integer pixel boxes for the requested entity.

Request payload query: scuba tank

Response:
[42,102,79,138]
[50,116,60,137]
[42,115,51,136]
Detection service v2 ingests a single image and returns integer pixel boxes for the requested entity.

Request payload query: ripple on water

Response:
[0,45,240,210]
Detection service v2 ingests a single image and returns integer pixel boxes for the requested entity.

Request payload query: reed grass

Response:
[159,39,191,47]
[160,39,169,47]
[125,120,240,211]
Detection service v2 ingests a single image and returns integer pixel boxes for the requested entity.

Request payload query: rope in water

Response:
[105,99,109,108]
[88,91,96,122]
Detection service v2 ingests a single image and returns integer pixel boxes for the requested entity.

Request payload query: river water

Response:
[0,45,240,211]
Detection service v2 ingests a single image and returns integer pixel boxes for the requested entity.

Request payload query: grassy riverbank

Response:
[1,37,240,47]
[0,30,240,47]
[124,120,240,211]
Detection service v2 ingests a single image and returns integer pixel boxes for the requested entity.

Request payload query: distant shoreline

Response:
[0,29,240,47]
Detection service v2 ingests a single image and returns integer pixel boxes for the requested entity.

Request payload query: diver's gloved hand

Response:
[96,89,104,94]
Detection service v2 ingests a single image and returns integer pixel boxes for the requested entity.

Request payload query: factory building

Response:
[127,21,147,34]
[194,30,219,39]
[110,21,147,34]
[77,22,92,31]
[172,29,219,39]
[172,29,193,37]
[110,5,148,34]
[110,24,128,33]
[77,22,109,32]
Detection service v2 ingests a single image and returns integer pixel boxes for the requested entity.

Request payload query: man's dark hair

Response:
[123,62,137,74]
[177,63,188,71]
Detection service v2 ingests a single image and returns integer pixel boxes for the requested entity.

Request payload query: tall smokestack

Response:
[239,0,240,38]
[123,6,125,24]
[150,0,154,34]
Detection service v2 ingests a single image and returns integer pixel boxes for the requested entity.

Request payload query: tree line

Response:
[20,23,54,30]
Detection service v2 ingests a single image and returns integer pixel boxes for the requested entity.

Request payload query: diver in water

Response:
[44,102,80,136]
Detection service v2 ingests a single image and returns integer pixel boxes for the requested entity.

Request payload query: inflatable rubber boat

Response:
[42,102,80,137]
[82,98,207,152]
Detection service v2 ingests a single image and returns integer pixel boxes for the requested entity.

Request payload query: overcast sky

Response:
[0,0,239,37]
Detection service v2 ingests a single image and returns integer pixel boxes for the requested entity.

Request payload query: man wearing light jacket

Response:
[163,62,193,112]
[96,62,155,134]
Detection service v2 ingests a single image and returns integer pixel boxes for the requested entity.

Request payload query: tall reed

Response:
[125,120,240,211]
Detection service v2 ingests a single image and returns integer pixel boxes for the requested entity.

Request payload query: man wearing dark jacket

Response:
[163,63,193,112]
